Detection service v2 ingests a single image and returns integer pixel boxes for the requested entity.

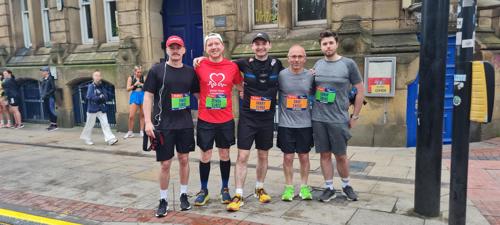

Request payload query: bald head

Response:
[287,44,307,73]
[288,44,306,57]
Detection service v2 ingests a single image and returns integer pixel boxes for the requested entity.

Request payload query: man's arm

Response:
[349,82,364,128]
[143,91,155,138]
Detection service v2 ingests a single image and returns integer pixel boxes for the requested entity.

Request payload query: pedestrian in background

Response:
[0,73,11,128]
[80,70,118,146]
[124,66,145,139]
[2,70,23,128]
[40,66,58,131]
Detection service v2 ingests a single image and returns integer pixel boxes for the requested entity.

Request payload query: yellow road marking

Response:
[0,208,81,225]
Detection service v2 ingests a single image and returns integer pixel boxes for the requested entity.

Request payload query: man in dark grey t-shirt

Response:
[277,45,315,201]
[312,31,365,202]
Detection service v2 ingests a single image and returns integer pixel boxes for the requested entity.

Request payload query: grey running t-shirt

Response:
[278,68,314,128]
[312,57,362,123]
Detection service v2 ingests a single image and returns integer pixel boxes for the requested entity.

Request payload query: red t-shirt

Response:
[196,58,242,123]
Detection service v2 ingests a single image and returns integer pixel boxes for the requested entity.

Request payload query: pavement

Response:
[0,123,498,225]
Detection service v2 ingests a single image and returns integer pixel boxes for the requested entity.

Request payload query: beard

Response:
[324,50,336,57]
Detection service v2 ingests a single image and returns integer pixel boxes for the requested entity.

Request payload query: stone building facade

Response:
[0,0,498,146]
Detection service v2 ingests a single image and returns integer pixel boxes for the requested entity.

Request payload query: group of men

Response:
[143,31,365,217]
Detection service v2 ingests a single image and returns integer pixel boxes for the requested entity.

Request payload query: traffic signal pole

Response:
[414,0,450,217]
[449,0,477,224]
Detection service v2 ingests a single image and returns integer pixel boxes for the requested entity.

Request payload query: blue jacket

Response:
[86,82,107,113]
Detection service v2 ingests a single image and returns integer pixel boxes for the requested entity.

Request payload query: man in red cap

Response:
[143,35,200,217]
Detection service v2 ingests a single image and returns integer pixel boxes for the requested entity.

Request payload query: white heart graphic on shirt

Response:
[209,73,227,88]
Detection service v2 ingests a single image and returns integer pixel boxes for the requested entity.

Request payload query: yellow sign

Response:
[371,85,390,94]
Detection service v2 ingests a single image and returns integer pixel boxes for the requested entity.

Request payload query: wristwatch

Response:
[351,114,360,120]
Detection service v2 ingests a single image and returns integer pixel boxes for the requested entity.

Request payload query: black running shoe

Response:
[155,199,168,217]
[180,193,191,211]
[319,188,337,202]
[342,185,358,201]
[47,124,58,132]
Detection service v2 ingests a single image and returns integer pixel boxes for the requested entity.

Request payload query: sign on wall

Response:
[364,56,396,97]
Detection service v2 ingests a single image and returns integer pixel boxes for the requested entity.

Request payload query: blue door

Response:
[162,0,203,109]
[19,79,48,122]
[406,35,456,147]
[72,80,117,127]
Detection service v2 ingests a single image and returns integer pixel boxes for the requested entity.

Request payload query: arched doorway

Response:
[72,80,117,127]
[18,79,47,122]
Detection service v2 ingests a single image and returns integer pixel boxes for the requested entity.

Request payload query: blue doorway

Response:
[19,79,48,122]
[162,0,202,109]
[406,35,456,147]
[72,80,117,127]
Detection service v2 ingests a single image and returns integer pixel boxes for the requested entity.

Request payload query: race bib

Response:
[250,96,271,112]
[206,93,227,109]
[286,95,308,111]
[171,93,190,110]
[315,87,336,104]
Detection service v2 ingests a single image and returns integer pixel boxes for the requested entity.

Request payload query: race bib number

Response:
[315,87,336,104]
[206,93,227,109]
[171,93,190,110]
[286,95,308,111]
[250,96,271,112]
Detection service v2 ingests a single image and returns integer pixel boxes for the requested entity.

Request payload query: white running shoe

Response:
[84,140,94,145]
[123,131,134,139]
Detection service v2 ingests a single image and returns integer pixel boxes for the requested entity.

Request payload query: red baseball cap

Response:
[166,35,185,47]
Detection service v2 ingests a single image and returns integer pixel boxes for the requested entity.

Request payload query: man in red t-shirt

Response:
[194,33,242,206]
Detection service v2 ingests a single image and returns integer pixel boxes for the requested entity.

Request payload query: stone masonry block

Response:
[118,11,140,26]
[332,0,372,21]
[205,0,235,17]
[373,0,400,19]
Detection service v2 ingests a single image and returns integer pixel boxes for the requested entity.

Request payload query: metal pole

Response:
[449,0,477,224]
[414,0,450,217]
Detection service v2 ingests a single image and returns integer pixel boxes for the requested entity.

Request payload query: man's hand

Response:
[145,122,155,138]
[349,118,357,129]
[193,56,207,68]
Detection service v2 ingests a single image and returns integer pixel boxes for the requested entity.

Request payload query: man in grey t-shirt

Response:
[278,44,315,201]
[313,31,365,202]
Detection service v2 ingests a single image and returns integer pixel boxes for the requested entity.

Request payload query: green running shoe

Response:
[299,185,313,200]
[281,185,294,201]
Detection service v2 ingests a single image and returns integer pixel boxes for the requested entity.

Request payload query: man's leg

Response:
[194,149,212,206]
[159,160,173,198]
[178,153,190,193]
[178,152,191,210]
[335,153,358,200]
[283,153,294,185]
[96,112,116,143]
[219,148,231,202]
[48,97,57,125]
[156,159,172,217]
[298,153,310,185]
[256,149,269,186]
[318,152,336,202]
[298,152,313,200]
[235,149,250,197]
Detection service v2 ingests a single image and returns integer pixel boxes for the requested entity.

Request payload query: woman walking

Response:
[80,70,118,145]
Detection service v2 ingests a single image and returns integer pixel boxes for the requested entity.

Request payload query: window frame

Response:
[21,0,32,48]
[40,0,51,47]
[103,0,119,43]
[79,0,94,44]
[250,0,279,30]
[293,0,327,27]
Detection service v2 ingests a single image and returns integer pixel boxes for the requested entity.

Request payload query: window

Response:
[21,0,31,48]
[41,0,51,47]
[295,0,326,26]
[252,0,278,29]
[80,0,93,44]
[104,0,118,42]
